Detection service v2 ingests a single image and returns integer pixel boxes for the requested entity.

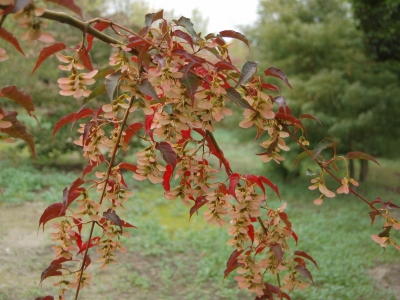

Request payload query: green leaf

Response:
[105,71,122,100]
[181,72,200,105]
[174,16,198,40]
[162,104,173,115]
[346,151,380,166]
[313,138,336,158]
[225,87,253,110]
[83,84,106,104]
[294,150,314,166]
[219,30,249,48]
[235,61,259,87]
[137,79,160,102]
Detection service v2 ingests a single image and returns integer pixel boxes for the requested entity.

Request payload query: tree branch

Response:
[40,9,138,55]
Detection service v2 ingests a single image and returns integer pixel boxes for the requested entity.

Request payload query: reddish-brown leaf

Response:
[171,49,205,64]
[1,111,35,158]
[264,67,292,89]
[103,209,122,229]
[87,21,111,52]
[300,113,322,126]
[162,164,173,191]
[45,0,83,17]
[32,42,66,74]
[279,212,292,230]
[256,283,291,300]
[35,296,54,300]
[155,141,177,169]
[243,174,265,194]
[78,46,93,71]
[262,83,280,93]
[219,30,249,48]
[84,254,91,270]
[38,202,65,231]
[173,29,194,49]
[346,151,380,166]
[215,61,240,72]
[71,108,93,129]
[369,211,380,225]
[294,251,319,269]
[294,265,314,283]
[40,257,71,285]
[145,112,155,141]
[0,86,34,116]
[82,154,105,177]
[124,122,143,144]
[270,243,283,264]
[0,28,25,56]
[118,162,138,173]
[52,112,76,139]
[224,250,243,278]
[291,230,299,245]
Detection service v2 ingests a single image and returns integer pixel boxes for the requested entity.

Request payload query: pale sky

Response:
[145,0,260,33]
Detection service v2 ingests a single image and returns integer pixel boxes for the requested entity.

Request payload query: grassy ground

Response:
[0,130,399,300]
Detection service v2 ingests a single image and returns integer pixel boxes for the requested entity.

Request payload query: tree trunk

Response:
[359,160,369,182]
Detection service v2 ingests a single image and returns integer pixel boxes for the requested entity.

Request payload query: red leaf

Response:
[258,175,281,199]
[294,251,319,269]
[0,27,25,56]
[145,112,155,141]
[40,257,71,285]
[71,108,93,128]
[224,250,243,278]
[279,212,292,230]
[219,30,249,48]
[78,46,93,71]
[0,86,34,116]
[173,29,194,49]
[300,113,322,126]
[82,154,106,177]
[73,218,82,234]
[45,0,83,17]
[121,220,137,228]
[247,224,255,244]
[291,230,299,245]
[124,122,143,144]
[189,196,208,218]
[1,111,35,158]
[346,151,380,166]
[262,83,280,93]
[264,67,292,89]
[177,128,192,144]
[39,203,65,231]
[52,112,76,139]
[229,173,241,198]
[383,201,400,210]
[87,21,110,52]
[155,141,177,170]
[162,164,173,191]
[294,265,314,283]
[119,162,138,173]
[243,174,265,194]
[35,296,55,300]
[32,42,66,74]
[294,257,306,266]
[84,254,91,270]
[77,236,101,255]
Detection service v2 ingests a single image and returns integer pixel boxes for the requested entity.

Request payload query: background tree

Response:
[245,0,400,181]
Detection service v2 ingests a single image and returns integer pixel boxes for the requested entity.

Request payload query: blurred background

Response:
[0,0,399,299]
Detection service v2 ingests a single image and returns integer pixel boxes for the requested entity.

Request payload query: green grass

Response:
[0,131,399,299]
